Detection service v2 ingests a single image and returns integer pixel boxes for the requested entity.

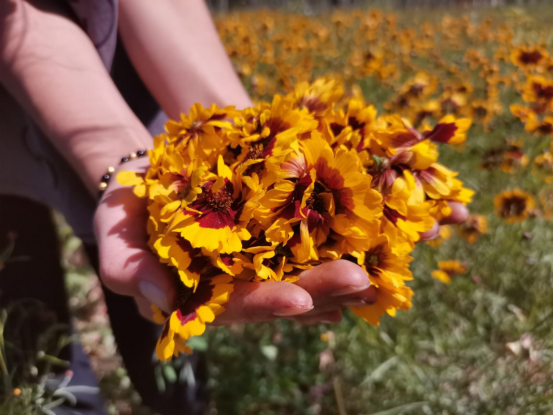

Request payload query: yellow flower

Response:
[323,98,379,152]
[431,260,467,284]
[153,234,216,290]
[291,78,343,118]
[510,104,537,123]
[165,103,236,165]
[521,75,553,111]
[525,116,553,137]
[374,114,471,151]
[230,95,318,181]
[494,189,535,223]
[534,147,553,183]
[510,45,549,71]
[154,274,234,361]
[458,214,488,244]
[349,234,413,325]
[301,133,382,242]
[169,159,264,254]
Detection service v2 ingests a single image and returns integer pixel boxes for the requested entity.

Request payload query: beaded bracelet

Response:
[98,149,149,196]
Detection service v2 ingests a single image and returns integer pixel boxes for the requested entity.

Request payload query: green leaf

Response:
[187,336,208,351]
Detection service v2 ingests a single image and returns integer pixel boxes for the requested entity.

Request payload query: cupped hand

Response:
[94,158,466,327]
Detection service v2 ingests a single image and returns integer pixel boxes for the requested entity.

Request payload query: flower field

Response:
[5,4,553,415]
[203,6,553,414]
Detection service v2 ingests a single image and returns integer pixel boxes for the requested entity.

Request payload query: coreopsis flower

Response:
[323,98,379,151]
[376,169,435,246]
[533,147,553,183]
[349,234,413,325]
[431,260,467,284]
[521,75,553,111]
[375,114,471,151]
[539,188,553,220]
[500,147,529,174]
[292,78,344,118]
[411,100,441,128]
[116,75,475,360]
[457,214,488,244]
[259,133,382,262]
[525,116,553,137]
[510,104,536,123]
[228,96,318,181]
[494,189,535,223]
[153,274,234,360]
[480,140,527,173]
[510,45,549,71]
[467,99,502,131]
[165,103,236,165]
[169,159,264,254]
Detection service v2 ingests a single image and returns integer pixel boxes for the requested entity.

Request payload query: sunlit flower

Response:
[154,274,234,361]
[457,214,488,243]
[431,260,467,284]
[229,96,317,181]
[349,235,413,325]
[525,116,553,137]
[292,78,344,118]
[510,45,549,71]
[165,103,236,165]
[169,159,264,254]
[494,189,535,223]
[521,75,553,111]
[534,147,553,183]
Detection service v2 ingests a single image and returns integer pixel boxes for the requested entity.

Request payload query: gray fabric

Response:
[66,0,118,68]
[0,0,166,244]
[0,86,99,242]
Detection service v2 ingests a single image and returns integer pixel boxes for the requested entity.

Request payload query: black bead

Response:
[137,150,146,156]
[102,174,111,181]
[121,157,130,163]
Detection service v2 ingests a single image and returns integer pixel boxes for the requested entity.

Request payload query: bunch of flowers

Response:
[118,79,473,361]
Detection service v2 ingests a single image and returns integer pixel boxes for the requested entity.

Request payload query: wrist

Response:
[98,150,150,197]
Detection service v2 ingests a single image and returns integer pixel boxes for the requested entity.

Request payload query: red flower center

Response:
[501,196,527,217]
[206,188,233,212]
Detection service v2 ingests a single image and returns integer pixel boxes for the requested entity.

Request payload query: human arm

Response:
[0,0,374,325]
[118,0,252,117]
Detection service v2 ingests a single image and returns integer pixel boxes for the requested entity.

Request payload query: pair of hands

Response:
[94,158,468,326]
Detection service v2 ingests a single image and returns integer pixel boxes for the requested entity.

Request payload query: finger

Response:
[289,309,343,325]
[419,220,439,241]
[94,186,175,314]
[337,285,378,307]
[293,260,370,308]
[440,202,469,225]
[214,280,313,325]
[299,285,378,317]
[135,297,156,322]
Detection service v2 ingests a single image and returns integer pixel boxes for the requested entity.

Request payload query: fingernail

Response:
[139,281,171,314]
[342,299,372,307]
[331,282,370,297]
[273,305,314,317]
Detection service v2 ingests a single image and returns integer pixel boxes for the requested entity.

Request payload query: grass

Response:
[3,4,553,415]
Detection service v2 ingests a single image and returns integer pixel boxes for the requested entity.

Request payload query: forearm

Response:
[0,0,152,196]
[118,0,252,119]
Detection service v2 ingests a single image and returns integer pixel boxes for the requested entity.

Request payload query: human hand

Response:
[93,158,377,326]
[94,158,467,326]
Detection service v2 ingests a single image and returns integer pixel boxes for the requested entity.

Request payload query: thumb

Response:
[94,186,176,314]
